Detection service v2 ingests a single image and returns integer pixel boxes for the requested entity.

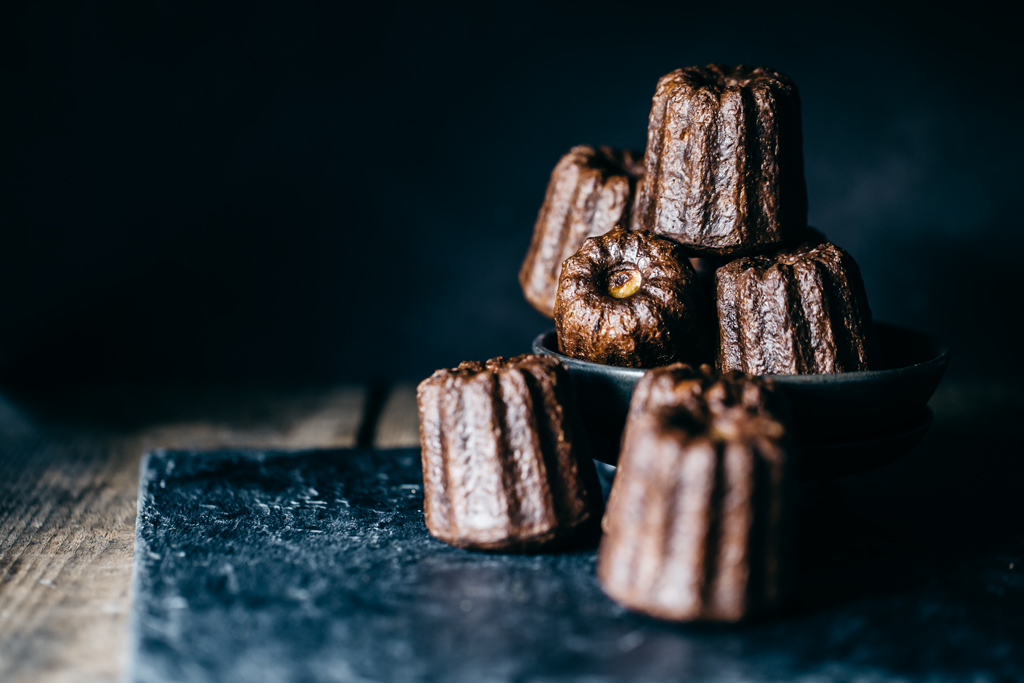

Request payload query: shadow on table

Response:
[792,394,1024,615]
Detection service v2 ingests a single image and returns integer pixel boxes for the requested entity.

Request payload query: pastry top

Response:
[663,63,797,92]
[571,144,644,178]
[726,236,853,271]
[554,226,707,368]
[715,239,878,375]
[422,353,562,381]
[633,64,807,256]
[419,355,575,438]
[520,146,644,318]
[625,363,787,443]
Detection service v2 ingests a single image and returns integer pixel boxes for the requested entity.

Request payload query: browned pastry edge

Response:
[633,64,807,256]
[520,146,644,318]
[417,354,602,553]
[598,366,791,622]
[554,227,708,368]
[715,239,878,375]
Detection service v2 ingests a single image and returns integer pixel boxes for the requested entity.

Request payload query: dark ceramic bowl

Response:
[533,322,949,478]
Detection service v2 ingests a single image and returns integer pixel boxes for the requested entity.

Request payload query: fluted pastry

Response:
[715,239,878,375]
[554,226,707,368]
[633,64,807,256]
[520,146,644,318]
[417,354,602,552]
[598,365,792,621]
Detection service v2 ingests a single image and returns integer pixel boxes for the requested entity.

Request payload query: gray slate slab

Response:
[127,448,1024,683]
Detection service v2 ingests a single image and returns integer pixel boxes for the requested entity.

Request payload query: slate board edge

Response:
[123,448,269,683]
[122,448,157,683]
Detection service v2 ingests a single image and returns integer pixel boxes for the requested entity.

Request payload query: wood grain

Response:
[139,387,368,452]
[0,385,379,683]
[373,383,420,449]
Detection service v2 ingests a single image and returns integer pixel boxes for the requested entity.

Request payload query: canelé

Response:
[598,365,792,621]
[555,226,707,368]
[633,64,807,256]
[715,239,878,375]
[417,354,602,552]
[520,146,644,318]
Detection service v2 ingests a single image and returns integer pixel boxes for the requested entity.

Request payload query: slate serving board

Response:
[127,448,1024,683]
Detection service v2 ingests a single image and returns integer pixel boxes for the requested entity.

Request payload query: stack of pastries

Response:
[522,64,878,375]
[417,65,873,623]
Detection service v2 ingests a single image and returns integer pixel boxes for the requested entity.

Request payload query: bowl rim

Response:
[531,321,950,385]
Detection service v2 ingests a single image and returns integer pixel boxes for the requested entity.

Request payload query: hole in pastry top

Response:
[682,64,786,91]
[607,264,642,299]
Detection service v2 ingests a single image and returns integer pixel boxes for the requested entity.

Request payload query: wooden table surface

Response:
[0,383,419,683]
[0,378,1015,682]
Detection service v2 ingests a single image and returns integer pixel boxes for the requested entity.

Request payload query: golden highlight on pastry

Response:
[554,226,707,368]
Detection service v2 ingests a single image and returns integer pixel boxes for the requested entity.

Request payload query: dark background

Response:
[1,0,1020,392]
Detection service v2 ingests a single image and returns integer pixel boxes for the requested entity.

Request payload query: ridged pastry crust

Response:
[633,64,807,256]
[598,365,792,622]
[416,354,602,552]
[554,227,707,368]
[715,240,878,375]
[520,146,644,318]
